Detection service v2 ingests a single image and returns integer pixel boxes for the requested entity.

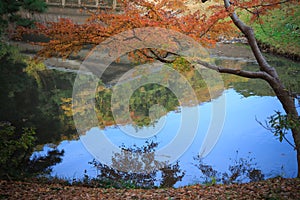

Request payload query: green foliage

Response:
[0,40,76,144]
[129,84,179,126]
[23,0,47,13]
[0,0,22,15]
[0,42,23,61]
[241,4,300,57]
[70,55,297,131]
[0,122,64,180]
[204,176,217,186]
[266,111,299,146]
[258,109,299,149]
[92,82,180,128]
[0,122,36,176]
[0,0,47,36]
[169,57,192,72]
[23,59,46,88]
[0,43,39,129]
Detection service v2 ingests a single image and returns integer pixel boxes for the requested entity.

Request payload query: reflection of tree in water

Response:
[111,141,166,173]
[87,145,265,188]
[0,56,77,144]
[194,151,264,185]
[67,61,250,130]
[89,141,185,188]
[160,161,185,188]
[0,46,72,180]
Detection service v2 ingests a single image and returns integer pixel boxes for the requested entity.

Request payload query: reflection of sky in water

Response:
[33,89,298,187]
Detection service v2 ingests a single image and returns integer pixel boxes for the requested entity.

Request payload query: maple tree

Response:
[17,0,300,177]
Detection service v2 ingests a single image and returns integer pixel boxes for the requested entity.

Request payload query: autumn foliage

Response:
[15,0,299,61]
[10,1,289,56]
[16,0,228,59]
[12,0,300,178]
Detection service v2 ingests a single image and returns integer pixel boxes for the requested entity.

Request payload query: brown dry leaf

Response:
[1,177,300,199]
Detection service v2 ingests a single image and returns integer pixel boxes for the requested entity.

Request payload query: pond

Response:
[2,44,299,187]
[35,90,299,187]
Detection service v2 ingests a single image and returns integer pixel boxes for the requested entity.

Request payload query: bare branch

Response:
[238,0,291,10]
[195,59,273,80]
[223,0,279,79]
[283,135,297,149]
[148,49,176,63]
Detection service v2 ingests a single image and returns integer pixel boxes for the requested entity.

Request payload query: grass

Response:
[240,4,300,58]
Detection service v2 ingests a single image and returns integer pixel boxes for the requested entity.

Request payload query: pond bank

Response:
[12,41,260,86]
[215,39,300,62]
[11,40,297,87]
[257,41,300,61]
[13,40,257,66]
[1,177,299,199]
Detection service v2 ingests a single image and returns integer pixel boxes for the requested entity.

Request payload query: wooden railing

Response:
[44,0,117,9]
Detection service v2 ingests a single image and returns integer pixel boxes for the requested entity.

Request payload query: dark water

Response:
[2,49,299,187]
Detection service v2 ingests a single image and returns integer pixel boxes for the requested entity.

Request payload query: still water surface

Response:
[4,44,288,187]
[31,52,300,187]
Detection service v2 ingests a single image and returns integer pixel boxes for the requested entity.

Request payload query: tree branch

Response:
[255,116,297,149]
[195,59,273,80]
[238,0,291,9]
[223,0,279,79]
[148,49,176,63]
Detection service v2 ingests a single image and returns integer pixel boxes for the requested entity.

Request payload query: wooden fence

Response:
[44,0,118,9]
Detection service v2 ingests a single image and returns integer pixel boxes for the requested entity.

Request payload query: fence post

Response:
[112,0,117,10]
[61,0,65,7]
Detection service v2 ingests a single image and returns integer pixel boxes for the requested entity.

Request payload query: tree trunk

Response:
[297,149,300,178]
[269,81,300,178]
[223,0,300,177]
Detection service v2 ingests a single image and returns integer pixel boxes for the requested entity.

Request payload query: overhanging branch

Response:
[196,59,273,81]
[149,49,176,63]
[223,0,279,79]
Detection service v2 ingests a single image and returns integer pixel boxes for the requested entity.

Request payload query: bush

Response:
[0,122,64,180]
